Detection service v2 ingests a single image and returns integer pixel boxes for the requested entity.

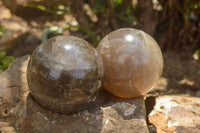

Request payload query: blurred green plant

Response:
[90,0,138,25]
[0,22,5,40]
[113,0,122,6]
[25,4,71,15]
[193,49,200,60]
[78,26,101,46]
[0,23,15,71]
[41,24,100,47]
[0,51,15,71]
[41,26,64,42]
[91,0,106,14]
[175,0,200,21]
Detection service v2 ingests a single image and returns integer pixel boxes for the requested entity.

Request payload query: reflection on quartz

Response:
[125,34,134,41]
[64,45,72,50]
[27,35,104,113]
[49,67,62,80]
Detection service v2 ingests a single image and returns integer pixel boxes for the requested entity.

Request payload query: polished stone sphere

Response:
[27,35,104,113]
[96,28,163,98]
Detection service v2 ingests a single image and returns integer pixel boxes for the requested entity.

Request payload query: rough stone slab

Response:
[149,95,200,133]
[0,5,27,51]
[0,56,149,133]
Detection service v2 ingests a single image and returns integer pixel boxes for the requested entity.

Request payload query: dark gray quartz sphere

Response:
[27,35,104,113]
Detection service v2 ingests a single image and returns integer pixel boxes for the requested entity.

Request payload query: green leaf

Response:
[49,26,63,33]
[194,50,200,55]
[63,24,70,30]
[41,26,63,42]
[114,0,122,5]
[1,56,15,70]
[41,28,50,42]
[36,5,46,11]
[0,25,5,33]
[58,5,65,10]
[0,51,6,59]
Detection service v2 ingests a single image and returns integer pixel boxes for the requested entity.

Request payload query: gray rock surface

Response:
[0,56,149,133]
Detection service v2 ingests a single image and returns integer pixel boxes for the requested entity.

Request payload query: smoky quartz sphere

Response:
[96,28,163,98]
[27,36,104,113]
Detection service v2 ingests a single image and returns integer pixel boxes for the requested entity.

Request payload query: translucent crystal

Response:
[27,36,104,113]
[96,28,163,98]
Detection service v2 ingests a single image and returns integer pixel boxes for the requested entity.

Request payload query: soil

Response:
[152,51,200,97]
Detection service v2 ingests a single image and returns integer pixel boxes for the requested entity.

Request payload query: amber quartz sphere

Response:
[96,28,163,98]
[27,36,104,113]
